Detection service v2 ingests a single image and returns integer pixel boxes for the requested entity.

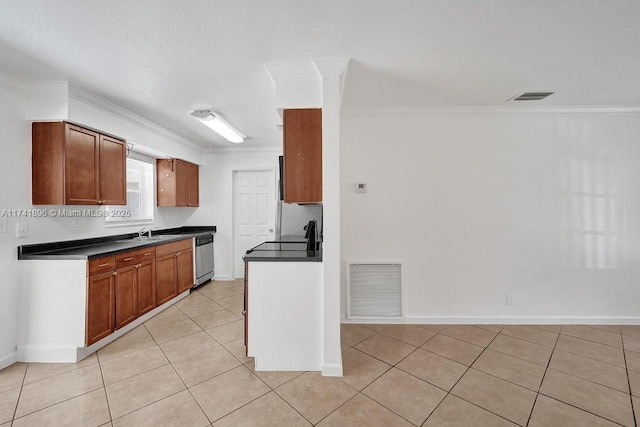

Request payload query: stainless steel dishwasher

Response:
[195,233,214,287]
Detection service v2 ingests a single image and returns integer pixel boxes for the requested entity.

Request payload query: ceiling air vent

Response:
[509,91,554,101]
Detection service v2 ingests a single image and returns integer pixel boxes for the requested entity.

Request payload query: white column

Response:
[314,59,349,376]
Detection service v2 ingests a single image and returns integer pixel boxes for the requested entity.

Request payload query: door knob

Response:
[269,228,273,233]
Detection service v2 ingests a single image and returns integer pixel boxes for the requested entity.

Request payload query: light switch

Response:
[356,183,367,193]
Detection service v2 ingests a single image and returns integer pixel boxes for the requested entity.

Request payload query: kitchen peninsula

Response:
[17,226,215,363]
[243,236,322,371]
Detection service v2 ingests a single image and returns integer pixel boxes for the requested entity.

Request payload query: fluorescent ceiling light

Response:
[190,110,245,143]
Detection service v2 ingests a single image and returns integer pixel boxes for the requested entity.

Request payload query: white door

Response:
[233,170,276,278]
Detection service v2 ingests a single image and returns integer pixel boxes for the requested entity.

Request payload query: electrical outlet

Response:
[0,217,7,233]
[506,293,516,306]
[16,223,28,238]
[72,217,81,229]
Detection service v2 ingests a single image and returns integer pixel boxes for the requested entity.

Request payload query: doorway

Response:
[233,169,276,278]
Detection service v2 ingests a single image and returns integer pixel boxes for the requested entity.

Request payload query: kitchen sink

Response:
[115,236,169,244]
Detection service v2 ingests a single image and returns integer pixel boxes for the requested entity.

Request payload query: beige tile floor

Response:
[1,279,640,426]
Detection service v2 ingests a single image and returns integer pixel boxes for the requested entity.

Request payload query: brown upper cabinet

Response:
[32,122,127,205]
[156,158,199,207]
[283,109,322,203]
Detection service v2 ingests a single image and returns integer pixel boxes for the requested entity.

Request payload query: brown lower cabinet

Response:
[86,272,116,346]
[85,240,192,346]
[155,253,178,306]
[115,266,137,330]
[86,255,117,346]
[156,239,194,306]
[114,247,156,329]
[137,259,156,316]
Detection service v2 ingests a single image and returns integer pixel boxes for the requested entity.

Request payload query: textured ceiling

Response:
[0,0,639,148]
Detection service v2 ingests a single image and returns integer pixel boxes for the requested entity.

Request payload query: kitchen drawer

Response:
[116,247,156,268]
[88,255,116,275]
[155,238,192,257]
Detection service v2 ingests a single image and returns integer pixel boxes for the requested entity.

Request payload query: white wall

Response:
[281,204,323,238]
[0,83,30,367]
[341,110,640,323]
[0,78,204,367]
[189,149,281,280]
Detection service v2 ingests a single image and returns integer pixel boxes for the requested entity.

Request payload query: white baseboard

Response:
[17,345,78,363]
[213,274,234,281]
[341,314,640,325]
[0,351,17,370]
[322,363,344,377]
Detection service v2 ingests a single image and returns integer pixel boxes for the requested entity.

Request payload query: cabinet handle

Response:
[175,252,181,256]
[123,257,133,261]
[134,264,140,268]
[144,252,152,256]
[113,271,117,276]
[98,263,110,268]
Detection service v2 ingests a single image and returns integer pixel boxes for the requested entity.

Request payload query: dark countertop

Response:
[243,235,322,262]
[18,226,216,260]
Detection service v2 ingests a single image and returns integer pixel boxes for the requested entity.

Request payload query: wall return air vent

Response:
[347,263,403,319]
[509,91,555,101]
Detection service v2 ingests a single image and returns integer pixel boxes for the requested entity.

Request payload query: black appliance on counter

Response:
[304,219,317,256]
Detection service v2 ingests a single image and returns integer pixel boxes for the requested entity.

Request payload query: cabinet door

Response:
[175,160,188,206]
[86,271,115,346]
[65,124,100,205]
[186,162,199,207]
[155,253,178,306]
[99,135,127,205]
[156,158,177,206]
[176,248,194,294]
[137,259,156,316]
[115,266,137,330]
[283,109,322,203]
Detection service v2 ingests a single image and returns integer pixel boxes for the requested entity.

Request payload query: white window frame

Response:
[105,153,155,226]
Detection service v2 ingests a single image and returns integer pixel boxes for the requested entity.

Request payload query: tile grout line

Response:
[560,331,626,351]
[9,363,105,423]
[158,284,282,425]
[524,324,562,426]
[146,322,214,425]
[532,326,631,427]
[422,327,523,427]
[322,328,398,424]
[96,351,114,424]
[621,334,638,427]
[272,384,318,426]
[198,364,272,426]
[8,363,28,424]
[335,328,429,426]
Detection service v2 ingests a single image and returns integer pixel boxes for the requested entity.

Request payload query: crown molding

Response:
[204,145,282,154]
[67,83,203,151]
[25,81,69,93]
[264,61,319,85]
[341,105,640,119]
[0,71,26,94]
[312,58,350,77]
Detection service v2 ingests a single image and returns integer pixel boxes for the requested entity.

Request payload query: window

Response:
[105,157,154,224]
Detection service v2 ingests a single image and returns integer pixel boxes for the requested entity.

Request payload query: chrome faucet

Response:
[138,228,152,238]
